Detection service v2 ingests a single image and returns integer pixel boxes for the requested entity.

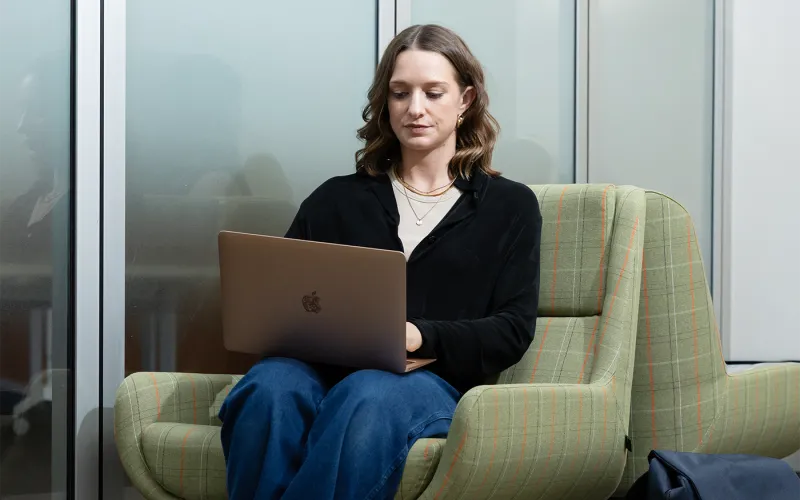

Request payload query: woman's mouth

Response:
[406,124,430,134]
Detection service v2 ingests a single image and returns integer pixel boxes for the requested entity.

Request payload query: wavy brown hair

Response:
[355,24,500,179]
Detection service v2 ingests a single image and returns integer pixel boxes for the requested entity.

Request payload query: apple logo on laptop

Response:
[302,291,321,314]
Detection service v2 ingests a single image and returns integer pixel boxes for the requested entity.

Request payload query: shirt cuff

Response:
[409,318,438,358]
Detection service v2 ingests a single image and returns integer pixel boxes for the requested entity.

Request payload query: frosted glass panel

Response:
[408,0,576,184]
[588,0,715,278]
[126,1,376,375]
[0,1,72,496]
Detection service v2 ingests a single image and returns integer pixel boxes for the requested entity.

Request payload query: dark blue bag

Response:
[626,450,800,500]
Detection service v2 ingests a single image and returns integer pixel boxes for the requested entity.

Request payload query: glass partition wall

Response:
[0,1,73,498]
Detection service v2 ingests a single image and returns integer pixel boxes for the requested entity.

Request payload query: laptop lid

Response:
[218,231,409,372]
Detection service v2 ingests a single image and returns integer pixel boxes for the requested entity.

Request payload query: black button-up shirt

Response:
[285,169,542,393]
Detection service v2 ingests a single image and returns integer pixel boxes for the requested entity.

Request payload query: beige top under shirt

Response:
[389,171,462,260]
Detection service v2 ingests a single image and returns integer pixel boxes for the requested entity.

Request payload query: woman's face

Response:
[387,49,474,154]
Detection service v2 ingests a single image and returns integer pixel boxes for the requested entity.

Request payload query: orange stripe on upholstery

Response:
[479,391,500,490]
[686,219,703,446]
[179,427,195,495]
[579,218,639,383]
[511,388,530,484]
[433,424,469,500]
[149,373,161,420]
[424,441,431,460]
[642,249,658,448]
[529,318,553,383]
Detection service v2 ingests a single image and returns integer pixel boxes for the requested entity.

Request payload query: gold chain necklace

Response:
[401,184,446,226]
[393,165,456,197]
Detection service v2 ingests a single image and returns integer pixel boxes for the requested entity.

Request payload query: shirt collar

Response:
[363,166,491,223]
[364,166,489,191]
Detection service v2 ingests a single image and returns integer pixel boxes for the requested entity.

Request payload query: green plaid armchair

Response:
[615,191,800,496]
[115,184,647,499]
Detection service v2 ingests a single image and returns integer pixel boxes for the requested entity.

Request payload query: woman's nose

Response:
[407,91,424,116]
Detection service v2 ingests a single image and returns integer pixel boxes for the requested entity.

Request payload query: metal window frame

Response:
[575,0,589,184]
[712,0,733,359]
[101,0,129,497]
[377,0,396,63]
[74,0,102,498]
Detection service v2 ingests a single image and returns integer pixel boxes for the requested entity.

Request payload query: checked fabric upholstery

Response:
[615,191,800,496]
[114,184,647,500]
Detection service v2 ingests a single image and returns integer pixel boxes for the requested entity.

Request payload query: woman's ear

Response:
[460,86,476,114]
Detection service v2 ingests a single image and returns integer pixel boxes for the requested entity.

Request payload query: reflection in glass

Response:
[409,0,576,184]
[125,1,377,376]
[0,2,72,497]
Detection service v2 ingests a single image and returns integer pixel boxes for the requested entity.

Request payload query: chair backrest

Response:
[498,184,645,409]
[615,191,725,493]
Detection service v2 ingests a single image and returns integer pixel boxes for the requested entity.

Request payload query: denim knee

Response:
[220,357,324,421]
[334,371,420,423]
[331,369,401,403]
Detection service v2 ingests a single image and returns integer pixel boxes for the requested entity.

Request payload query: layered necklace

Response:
[393,165,457,226]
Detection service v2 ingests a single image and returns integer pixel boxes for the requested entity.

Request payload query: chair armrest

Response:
[699,363,800,459]
[419,382,628,500]
[114,372,241,500]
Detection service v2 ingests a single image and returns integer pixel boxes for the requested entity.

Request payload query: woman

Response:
[220,24,542,500]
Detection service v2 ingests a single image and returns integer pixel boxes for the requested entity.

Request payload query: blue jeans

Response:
[219,357,460,500]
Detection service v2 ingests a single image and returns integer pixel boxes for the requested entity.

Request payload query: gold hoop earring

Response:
[457,114,464,128]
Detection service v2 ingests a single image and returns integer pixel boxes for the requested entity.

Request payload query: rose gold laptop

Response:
[218,231,435,373]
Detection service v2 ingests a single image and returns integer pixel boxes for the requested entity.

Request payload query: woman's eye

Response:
[391,92,408,99]
[427,92,443,99]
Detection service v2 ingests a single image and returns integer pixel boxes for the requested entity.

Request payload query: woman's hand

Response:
[406,322,423,352]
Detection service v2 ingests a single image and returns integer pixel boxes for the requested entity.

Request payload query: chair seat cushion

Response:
[140,422,446,500]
